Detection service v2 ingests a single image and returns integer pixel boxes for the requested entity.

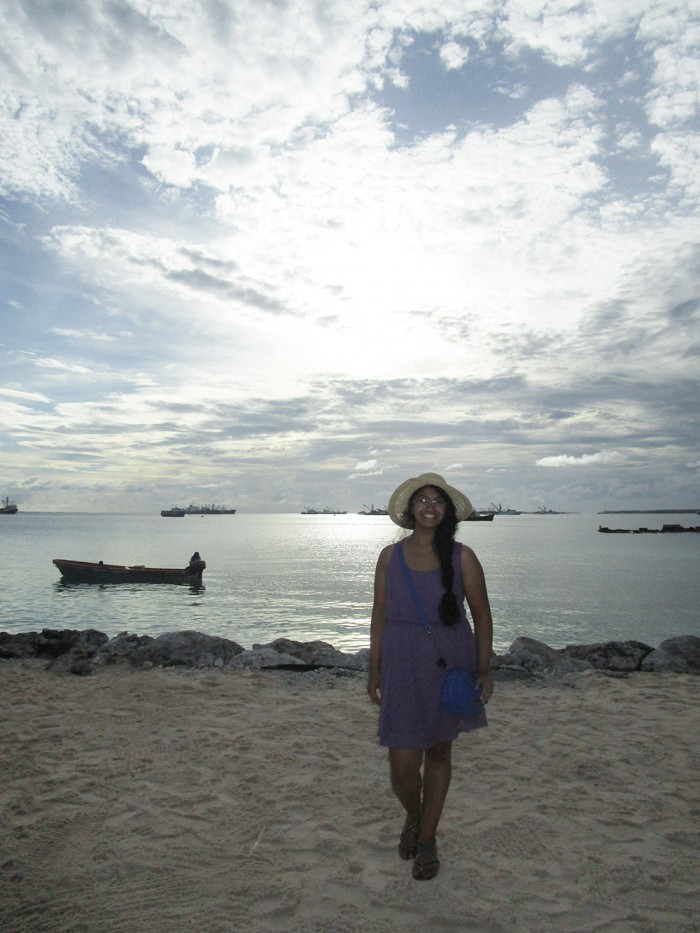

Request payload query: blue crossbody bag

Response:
[396,543,481,716]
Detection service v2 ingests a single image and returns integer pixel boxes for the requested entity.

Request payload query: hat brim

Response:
[387,472,474,528]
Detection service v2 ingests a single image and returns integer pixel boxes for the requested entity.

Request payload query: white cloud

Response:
[0,385,51,403]
[354,459,380,472]
[1,0,698,512]
[536,451,629,468]
[52,328,120,342]
[439,40,469,70]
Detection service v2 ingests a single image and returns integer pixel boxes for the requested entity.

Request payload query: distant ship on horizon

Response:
[184,503,237,515]
[161,503,236,515]
[358,504,389,515]
[1,496,18,514]
[488,502,521,515]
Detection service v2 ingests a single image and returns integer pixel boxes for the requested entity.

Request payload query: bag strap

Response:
[396,542,432,633]
[396,543,447,668]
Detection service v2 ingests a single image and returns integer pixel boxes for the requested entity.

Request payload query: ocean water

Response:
[1,511,698,654]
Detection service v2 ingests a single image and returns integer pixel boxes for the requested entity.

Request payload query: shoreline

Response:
[1,662,698,932]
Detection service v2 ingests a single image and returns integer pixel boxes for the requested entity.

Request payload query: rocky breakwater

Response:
[0,628,370,676]
[495,635,700,675]
[1,628,699,678]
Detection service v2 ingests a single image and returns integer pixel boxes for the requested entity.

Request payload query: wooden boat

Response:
[53,556,206,585]
[467,511,495,521]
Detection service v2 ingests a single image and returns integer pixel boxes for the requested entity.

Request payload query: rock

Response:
[253,638,364,670]
[0,628,108,660]
[640,636,700,673]
[92,631,155,668]
[501,637,560,669]
[500,637,590,673]
[92,630,244,671]
[226,647,306,670]
[560,640,653,671]
[0,631,44,659]
[136,631,245,668]
[500,638,659,675]
[0,628,110,675]
[0,631,39,659]
[47,646,95,676]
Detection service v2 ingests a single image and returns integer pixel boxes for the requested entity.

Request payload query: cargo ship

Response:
[184,503,236,514]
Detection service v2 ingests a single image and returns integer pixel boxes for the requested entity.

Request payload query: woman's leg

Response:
[420,740,452,843]
[412,740,452,879]
[388,748,423,856]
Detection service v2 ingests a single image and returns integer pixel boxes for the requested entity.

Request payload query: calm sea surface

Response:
[1,512,698,654]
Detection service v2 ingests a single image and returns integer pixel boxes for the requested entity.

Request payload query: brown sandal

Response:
[412,840,440,880]
[398,819,420,860]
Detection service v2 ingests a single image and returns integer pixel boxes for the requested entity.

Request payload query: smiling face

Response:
[409,485,449,528]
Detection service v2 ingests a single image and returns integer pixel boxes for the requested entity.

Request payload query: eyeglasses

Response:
[414,495,446,507]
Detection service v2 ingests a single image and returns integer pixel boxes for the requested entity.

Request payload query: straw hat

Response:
[387,472,474,528]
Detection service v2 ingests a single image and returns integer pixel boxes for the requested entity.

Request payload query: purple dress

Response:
[378,541,487,749]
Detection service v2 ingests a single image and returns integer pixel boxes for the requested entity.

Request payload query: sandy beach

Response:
[1,662,698,933]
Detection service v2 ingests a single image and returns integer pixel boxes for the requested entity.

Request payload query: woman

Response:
[367,472,494,880]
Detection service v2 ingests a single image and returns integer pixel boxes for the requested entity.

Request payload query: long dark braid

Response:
[404,486,461,626]
[433,490,460,626]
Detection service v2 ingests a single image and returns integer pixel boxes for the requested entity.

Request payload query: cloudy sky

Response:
[1,0,699,514]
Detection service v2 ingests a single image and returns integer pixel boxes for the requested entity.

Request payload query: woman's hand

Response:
[367,669,381,705]
[461,545,494,706]
[477,670,494,704]
[367,547,390,706]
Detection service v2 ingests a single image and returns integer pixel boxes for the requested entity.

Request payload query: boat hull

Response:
[53,559,206,585]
